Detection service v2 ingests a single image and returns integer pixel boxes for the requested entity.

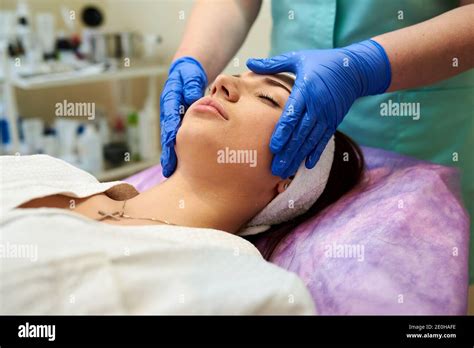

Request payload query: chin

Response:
[175,125,225,174]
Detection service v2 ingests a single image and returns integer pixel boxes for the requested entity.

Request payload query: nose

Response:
[210,75,240,103]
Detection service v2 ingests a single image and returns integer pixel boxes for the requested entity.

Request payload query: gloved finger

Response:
[270,108,309,177]
[271,144,298,178]
[160,115,176,149]
[180,66,207,106]
[160,78,185,146]
[273,106,318,171]
[279,121,327,178]
[269,81,306,153]
[160,97,183,146]
[161,144,178,178]
[160,134,178,178]
[246,53,295,75]
[305,128,334,169]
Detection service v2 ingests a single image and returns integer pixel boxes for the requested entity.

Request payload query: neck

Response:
[124,170,263,234]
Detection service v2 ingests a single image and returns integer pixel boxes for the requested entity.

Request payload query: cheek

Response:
[230,116,280,194]
[253,121,273,158]
[245,116,278,158]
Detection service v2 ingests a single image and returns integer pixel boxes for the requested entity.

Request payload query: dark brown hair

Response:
[244,130,365,260]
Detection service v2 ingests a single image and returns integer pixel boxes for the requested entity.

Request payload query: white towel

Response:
[238,136,335,236]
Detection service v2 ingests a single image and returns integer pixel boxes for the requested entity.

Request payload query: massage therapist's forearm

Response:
[173,0,262,83]
[373,3,474,92]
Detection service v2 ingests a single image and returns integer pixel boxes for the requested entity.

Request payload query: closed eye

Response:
[257,92,280,108]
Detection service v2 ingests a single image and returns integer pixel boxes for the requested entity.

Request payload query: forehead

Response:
[242,71,295,90]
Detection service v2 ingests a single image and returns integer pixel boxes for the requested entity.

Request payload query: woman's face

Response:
[175,71,294,203]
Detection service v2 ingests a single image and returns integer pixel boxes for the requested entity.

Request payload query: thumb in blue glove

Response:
[160,56,208,177]
[247,39,391,178]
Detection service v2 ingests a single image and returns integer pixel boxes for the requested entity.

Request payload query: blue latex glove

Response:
[160,56,208,177]
[247,39,391,178]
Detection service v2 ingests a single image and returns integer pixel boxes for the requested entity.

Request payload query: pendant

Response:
[97,210,122,221]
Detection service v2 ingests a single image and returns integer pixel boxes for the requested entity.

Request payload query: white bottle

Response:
[77,124,103,175]
[55,119,80,166]
[98,116,110,145]
[138,83,160,160]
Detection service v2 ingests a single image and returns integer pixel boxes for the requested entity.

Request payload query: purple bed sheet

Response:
[124,146,469,314]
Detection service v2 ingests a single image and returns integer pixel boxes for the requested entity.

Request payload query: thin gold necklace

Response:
[96,200,175,225]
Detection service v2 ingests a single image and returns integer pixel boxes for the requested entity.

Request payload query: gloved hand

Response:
[160,56,208,177]
[247,39,391,178]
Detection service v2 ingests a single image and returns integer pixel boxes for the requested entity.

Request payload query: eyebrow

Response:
[233,74,292,94]
[264,77,291,94]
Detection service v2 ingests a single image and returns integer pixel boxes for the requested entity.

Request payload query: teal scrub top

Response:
[271,0,474,282]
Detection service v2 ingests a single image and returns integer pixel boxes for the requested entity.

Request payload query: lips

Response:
[191,96,229,120]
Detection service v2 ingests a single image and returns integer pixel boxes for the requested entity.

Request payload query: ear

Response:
[276,178,292,194]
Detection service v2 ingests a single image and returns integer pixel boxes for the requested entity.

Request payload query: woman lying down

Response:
[0,72,364,315]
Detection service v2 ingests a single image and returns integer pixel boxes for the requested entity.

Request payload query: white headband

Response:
[238,136,335,236]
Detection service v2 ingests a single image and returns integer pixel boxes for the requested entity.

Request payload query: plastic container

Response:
[42,127,58,156]
[21,117,43,154]
[138,93,159,160]
[126,111,140,161]
[77,124,103,175]
[55,119,80,165]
